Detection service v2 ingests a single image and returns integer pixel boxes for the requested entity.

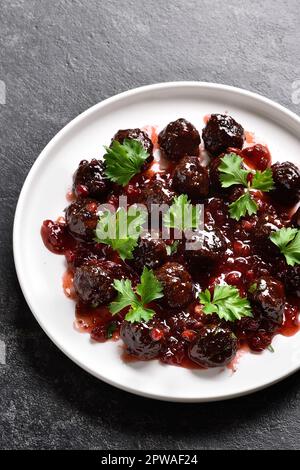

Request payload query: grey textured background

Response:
[0,0,300,450]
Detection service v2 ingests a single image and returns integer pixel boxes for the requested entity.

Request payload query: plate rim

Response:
[13,81,300,402]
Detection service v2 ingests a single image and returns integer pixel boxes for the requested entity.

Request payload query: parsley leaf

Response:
[136,267,164,305]
[109,279,137,314]
[228,192,258,221]
[218,153,275,221]
[163,194,200,231]
[125,304,155,323]
[104,139,149,186]
[95,207,147,260]
[219,153,249,188]
[109,267,163,323]
[269,227,300,266]
[199,284,252,322]
[251,168,275,191]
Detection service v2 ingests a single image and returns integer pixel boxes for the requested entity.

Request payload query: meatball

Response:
[155,262,194,308]
[205,197,229,227]
[253,214,282,256]
[111,128,154,164]
[65,198,99,242]
[188,325,238,367]
[255,214,281,240]
[185,226,227,267]
[209,156,223,192]
[281,265,300,297]
[73,159,111,200]
[234,316,260,340]
[70,243,111,269]
[160,336,186,365]
[292,207,300,228]
[158,118,200,161]
[131,232,168,272]
[120,321,162,359]
[202,114,244,156]
[249,276,285,325]
[139,177,176,213]
[73,260,124,306]
[172,156,209,199]
[271,161,300,206]
[247,331,272,352]
[227,185,245,204]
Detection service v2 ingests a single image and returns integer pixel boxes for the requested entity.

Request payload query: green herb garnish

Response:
[109,267,164,323]
[219,153,250,188]
[269,227,300,266]
[228,192,258,221]
[104,139,149,186]
[251,168,274,191]
[199,283,252,322]
[219,153,275,221]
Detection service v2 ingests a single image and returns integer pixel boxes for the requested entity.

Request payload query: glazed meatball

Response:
[185,226,227,267]
[73,159,111,200]
[139,177,176,213]
[255,214,281,240]
[205,197,229,227]
[253,214,283,256]
[188,325,238,367]
[158,118,200,161]
[160,336,186,365]
[247,331,273,352]
[69,243,111,269]
[281,265,300,297]
[131,232,168,273]
[292,207,300,227]
[249,276,285,325]
[111,128,154,164]
[209,156,223,192]
[202,114,244,156]
[65,198,99,242]
[172,156,209,199]
[155,262,194,308]
[73,260,124,306]
[120,321,162,359]
[271,161,300,206]
[227,186,246,204]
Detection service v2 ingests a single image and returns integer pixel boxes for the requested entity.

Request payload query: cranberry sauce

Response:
[41,118,300,369]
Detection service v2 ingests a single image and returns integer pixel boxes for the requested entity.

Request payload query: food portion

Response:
[41,112,300,369]
[158,118,201,160]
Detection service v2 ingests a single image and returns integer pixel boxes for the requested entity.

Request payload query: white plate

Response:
[13,82,300,402]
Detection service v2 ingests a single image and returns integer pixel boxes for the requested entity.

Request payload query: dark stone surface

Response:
[0,0,299,450]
